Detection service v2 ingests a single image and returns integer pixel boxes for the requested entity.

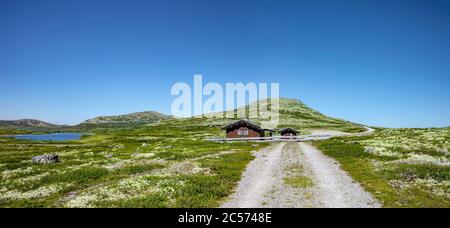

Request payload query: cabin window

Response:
[238,130,249,136]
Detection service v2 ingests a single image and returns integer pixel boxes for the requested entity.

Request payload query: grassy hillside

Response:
[0,128,32,136]
[202,98,366,134]
[0,119,65,132]
[276,98,365,133]
[70,111,171,132]
[0,112,171,134]
[82,111,170,124]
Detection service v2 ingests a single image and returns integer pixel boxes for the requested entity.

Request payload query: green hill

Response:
[72,111,171,131]
[82,111,170,124]
[0,119,65,131]
[197,98,365,134]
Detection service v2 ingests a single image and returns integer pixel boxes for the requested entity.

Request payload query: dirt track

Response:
[221,141,380,208]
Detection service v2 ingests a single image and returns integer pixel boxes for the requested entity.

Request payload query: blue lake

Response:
[15,133,87,141]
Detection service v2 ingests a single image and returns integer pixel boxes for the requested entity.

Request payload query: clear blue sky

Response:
[1,0,449,127]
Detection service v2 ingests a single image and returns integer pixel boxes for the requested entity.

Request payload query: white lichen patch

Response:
[57,149,81,156]
[414,178,450,199]
[361,129,450,164]
[102,161,126,170]
[56,161,102,173]
[390,178,450,200]
[361,129,449,156]
[6,172,50,187]
[132,152,155,159]
[0,183,69,201]
[1,167,34,179]
[439,148,450,155]
[110,144,125,151]
[65,175,185,208]
[364,146,402,157]
[101,158,163,171]
[392,153,450,166]
[152,161,211,176]
[66,194,99,208]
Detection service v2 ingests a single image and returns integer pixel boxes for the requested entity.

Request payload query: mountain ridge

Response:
[0,119,65,130]
[81,111,171,124]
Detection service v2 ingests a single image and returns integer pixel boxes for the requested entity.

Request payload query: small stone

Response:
[32,154,59,164]
[403,172,416,182]
[105,154,113,159]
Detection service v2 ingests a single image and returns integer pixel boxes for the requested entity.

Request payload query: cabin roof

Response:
[279,128,300,134]
[222,119,262,131]
[262,129,276,132]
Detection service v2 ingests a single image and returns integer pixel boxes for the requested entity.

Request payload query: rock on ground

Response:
[32,154,59,164]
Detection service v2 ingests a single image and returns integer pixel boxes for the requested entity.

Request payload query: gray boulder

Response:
[364,147,376,153]
[32,154,59,164]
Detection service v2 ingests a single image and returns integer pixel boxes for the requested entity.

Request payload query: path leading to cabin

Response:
[221,141,380,208]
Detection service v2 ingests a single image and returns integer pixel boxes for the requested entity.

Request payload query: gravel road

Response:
[221,141,380,208]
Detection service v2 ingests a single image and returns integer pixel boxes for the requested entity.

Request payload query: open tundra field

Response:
[315,127,450,207]
[0,118,269,208]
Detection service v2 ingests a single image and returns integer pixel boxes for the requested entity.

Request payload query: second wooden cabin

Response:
[279,128,300,137]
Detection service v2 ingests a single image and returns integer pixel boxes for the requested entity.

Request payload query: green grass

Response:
[284,176,313,188]
[0,128,32,136]
[0,117,268,208]
[314,128,450,208]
